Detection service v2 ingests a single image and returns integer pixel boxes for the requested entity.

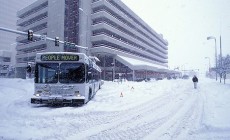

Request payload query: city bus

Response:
[31,52,102,106]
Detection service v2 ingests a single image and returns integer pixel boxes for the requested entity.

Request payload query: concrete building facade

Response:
[0,50,11,77]
[0,0,36,77]
[16,0,172,80]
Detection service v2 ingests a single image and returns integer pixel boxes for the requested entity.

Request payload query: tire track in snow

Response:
[69,85,191,140]
[66,91,176,139]
[143,91,198,140]
[157,92,202,140]
[81,84,197,140]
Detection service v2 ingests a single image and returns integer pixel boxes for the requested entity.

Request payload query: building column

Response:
[103,55,106,80]
[112,57,115,81]
[132,70,135,81]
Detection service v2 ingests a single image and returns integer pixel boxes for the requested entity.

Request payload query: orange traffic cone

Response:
[120,92,123,97]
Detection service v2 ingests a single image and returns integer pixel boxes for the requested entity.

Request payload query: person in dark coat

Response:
[192,75,198,89]
[26,65,32,78]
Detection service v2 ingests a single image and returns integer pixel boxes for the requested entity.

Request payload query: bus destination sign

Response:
[41,54,79,61]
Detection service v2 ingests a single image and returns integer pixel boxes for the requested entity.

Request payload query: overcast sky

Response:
[121,0,230,72]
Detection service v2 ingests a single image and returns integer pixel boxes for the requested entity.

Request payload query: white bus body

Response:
[31,52,102,106]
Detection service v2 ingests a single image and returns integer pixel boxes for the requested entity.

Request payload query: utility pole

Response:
[220,35,223,83]
[207,36,218,81]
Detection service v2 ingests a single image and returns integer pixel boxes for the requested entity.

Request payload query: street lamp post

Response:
[207,36,217,81]
[219,35,223,83]
[181,63,188,75]
[79,8,89,54]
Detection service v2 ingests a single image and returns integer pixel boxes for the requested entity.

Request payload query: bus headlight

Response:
[34,93,40,97]
[74,91,81,97]
[34,91,42,97]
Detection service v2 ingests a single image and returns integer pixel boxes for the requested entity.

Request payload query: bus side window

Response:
[86,64,88,83]
[87,64,93,82]
[88,72,92,81]
[34,64,38,83]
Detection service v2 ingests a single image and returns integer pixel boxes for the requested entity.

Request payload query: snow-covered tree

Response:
[217,54,230,84]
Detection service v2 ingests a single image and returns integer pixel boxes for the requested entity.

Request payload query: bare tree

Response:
[218,54,230,84]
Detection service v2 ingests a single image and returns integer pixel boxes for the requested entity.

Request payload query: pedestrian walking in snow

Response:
[26,64,32,78]
[192,75,198,89]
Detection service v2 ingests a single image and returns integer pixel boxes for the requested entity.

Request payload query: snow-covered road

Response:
[0,78,230,140]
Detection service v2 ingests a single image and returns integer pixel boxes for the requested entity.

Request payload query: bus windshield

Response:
[35,63,85,84]
[35,63,59,83]
[59,63,85,83]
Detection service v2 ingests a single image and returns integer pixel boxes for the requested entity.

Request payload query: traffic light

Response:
[55,37,59,46]
[28,30,33,41]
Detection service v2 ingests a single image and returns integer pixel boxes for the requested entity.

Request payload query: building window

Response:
[64,0,79,52]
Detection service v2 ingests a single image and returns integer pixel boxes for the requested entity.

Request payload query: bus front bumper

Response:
[31,96,85,105]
